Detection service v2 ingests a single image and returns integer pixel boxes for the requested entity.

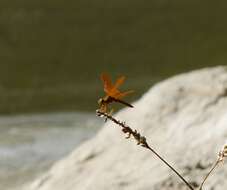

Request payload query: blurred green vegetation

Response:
[0,0,227,114]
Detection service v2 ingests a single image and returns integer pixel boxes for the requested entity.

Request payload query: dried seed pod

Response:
[223,144,227,156]
[218,141,227,162]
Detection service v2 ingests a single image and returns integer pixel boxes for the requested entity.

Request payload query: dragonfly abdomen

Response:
[111,97,133,108]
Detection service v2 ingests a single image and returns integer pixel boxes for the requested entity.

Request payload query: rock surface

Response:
[25,66,227,190]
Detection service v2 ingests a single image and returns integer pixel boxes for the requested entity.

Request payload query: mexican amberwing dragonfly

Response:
[98,73,134,113]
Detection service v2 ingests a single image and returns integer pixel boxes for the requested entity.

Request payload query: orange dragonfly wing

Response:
[107,75,126,97]
[112,76,125,91]
[101,73,133,99]
[100,73,113,93]
[114,90,134,99]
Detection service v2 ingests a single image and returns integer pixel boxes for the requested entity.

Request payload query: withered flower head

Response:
[218,140,227,162]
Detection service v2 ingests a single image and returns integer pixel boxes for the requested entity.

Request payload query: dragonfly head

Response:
[98,98,104,105]
[98,96,110,105]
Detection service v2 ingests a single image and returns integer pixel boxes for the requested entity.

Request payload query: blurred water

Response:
[0,112,102,190]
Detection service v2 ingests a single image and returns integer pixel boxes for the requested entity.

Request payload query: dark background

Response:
[0,0,226,114]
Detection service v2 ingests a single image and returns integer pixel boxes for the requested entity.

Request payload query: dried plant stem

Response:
[145,144,194,190]
[198,159,220,190]
[96,110,194,190]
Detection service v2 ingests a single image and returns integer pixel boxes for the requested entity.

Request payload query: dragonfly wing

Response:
[108,75,126,96]
[101,73,133,99]
[100,73,113,93]
[112,76,125,90]
[114,90,134,99]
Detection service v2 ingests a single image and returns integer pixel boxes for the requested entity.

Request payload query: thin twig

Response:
[198,143,227,190]
[96,110,194,190]
[144,144,194,190]
[198,159,220,190]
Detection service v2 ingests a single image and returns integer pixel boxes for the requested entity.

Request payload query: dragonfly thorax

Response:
[98,96,113,105]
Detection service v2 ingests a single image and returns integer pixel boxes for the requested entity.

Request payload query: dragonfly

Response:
[98,73,134,113]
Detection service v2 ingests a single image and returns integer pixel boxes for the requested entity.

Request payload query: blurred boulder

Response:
[25,66,227,190]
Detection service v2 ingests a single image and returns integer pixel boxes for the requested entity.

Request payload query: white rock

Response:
[25,66,227,190]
